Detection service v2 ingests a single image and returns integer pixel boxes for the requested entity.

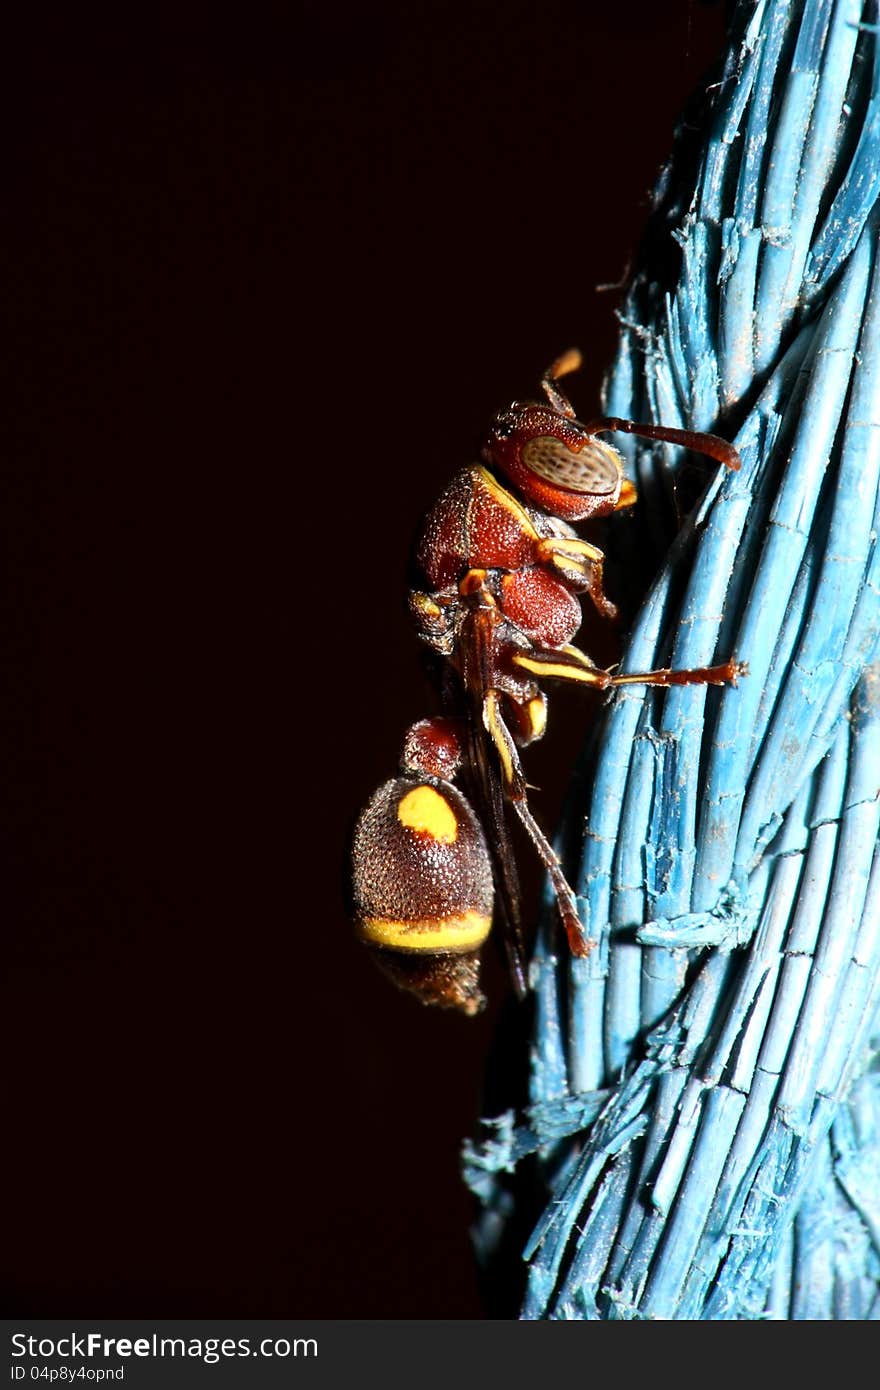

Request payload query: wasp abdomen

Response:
[351,775,494,1013]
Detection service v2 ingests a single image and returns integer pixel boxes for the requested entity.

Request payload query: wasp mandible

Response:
[351,351,746,1014]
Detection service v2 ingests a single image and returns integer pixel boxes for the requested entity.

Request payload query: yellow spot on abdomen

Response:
[397,785,458,843]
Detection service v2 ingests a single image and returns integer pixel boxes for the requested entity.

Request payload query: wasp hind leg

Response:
[512,644,747,691]
[482,690,593,960]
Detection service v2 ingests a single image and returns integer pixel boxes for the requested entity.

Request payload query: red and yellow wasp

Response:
[351,351,745,1013]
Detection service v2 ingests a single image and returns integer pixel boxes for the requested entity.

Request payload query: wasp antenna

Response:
[548,348,582,379]
[541,349,582,417]
[582,416,742,472]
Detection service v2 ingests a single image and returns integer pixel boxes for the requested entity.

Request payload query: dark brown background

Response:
[5,1,727,1317]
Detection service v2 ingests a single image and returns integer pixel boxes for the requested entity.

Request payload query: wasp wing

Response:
[447,610,530,999]
[462,708,529,998]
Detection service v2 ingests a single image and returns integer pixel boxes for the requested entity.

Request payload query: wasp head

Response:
[483,397,625,523]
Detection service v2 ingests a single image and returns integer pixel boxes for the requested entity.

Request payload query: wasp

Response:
[351,350,745,1014]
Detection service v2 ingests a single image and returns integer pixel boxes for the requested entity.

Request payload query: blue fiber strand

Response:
[603,948,645,1081]
[643,1088,749,1317]
[604,1067,688,1284]
[779,0,863,321]
[754,69,820,368]
[639,945,689,1034]
[529,946,569,1104]
[808,88,880,288]
[735,2,791,230]
[566,951,607,1095]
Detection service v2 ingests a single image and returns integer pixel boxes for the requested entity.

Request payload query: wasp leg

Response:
[581,416,741,473]
[511,644,748,689]
[482,690,593,959]
[536,536,619,621]
[510,645,615,687]
[607,659,749,688]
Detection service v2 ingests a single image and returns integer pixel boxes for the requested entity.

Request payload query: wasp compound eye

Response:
[351,776,493,1013]
[521,434,620,497]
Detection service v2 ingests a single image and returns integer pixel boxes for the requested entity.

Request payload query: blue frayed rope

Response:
[467,0,880,1321]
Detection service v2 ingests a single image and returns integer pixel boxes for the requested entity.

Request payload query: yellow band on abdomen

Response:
[357,910,491,953]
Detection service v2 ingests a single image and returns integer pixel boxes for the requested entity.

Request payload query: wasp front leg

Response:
[534,534,620,622]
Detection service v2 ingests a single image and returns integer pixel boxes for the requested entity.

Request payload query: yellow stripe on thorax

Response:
[475,466,539,537]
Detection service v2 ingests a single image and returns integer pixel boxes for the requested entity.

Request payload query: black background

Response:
[6,1,727,1317]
